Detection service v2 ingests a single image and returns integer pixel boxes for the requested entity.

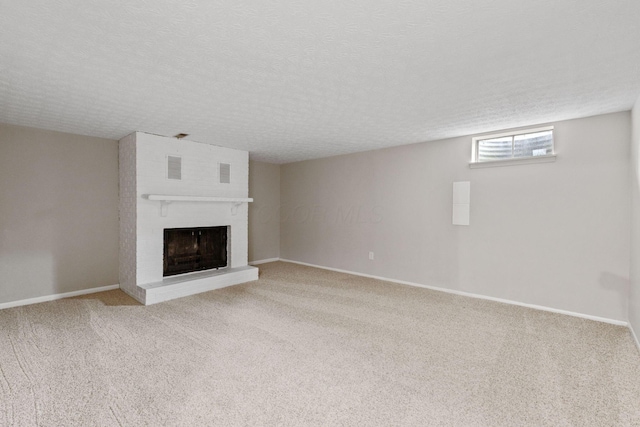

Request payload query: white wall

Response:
[248,161,280,262]
[630,98,640,338]
[118,133,138,299]
[0,123,119,304]
[281,112,631,321]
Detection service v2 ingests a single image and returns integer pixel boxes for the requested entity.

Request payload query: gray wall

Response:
[281,112,631,321]
[248,160,280,262]
[0,123,119,304]
[630,98,640,336]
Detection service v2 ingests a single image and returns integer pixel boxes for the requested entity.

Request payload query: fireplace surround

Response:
[119,131,258,305]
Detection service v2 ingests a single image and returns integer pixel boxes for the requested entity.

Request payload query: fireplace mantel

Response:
[144,194,253,216]
[145,195,253,203]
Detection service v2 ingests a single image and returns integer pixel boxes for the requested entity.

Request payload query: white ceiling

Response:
[1,1,640,163]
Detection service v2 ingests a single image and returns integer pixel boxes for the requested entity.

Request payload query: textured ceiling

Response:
[1,1,640,163]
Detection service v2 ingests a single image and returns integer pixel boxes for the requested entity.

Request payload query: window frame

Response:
[470,125,555,167]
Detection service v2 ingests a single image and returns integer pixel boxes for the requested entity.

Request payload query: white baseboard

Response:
[280,259,628,327]
[0,284,120,310]
[249,257,280,266]
[630,324,640,354]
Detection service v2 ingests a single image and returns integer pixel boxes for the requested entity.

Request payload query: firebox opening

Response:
[163,226,228,277]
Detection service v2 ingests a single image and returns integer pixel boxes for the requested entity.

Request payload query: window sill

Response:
[469,155,556,169]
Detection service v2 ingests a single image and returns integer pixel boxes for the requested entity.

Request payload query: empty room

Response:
[2,0,640,425]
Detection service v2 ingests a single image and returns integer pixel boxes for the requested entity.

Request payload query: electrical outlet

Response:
[369,252,374,260]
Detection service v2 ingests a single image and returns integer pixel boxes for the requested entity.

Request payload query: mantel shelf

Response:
[144,195,253,216]
[145,195,253,203]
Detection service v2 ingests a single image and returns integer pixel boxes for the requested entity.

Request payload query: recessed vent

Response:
[219,163,230,184]
[168,156,182,180]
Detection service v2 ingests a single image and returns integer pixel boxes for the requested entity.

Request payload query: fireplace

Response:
[163,226,228,277]
[119,132,257,304]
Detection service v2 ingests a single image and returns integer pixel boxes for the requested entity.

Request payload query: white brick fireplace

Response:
[119,132,258,305]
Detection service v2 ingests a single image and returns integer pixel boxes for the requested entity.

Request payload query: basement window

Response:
[470,126,556,168]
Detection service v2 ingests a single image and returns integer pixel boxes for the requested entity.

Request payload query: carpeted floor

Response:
[1,261,639,426]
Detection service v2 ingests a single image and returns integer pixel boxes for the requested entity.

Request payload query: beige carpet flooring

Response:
[1,261,639,426]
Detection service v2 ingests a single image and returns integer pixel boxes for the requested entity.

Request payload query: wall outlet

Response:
[369,251,374,260]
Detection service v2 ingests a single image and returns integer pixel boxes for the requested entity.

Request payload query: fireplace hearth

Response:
[163,226,228,277]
